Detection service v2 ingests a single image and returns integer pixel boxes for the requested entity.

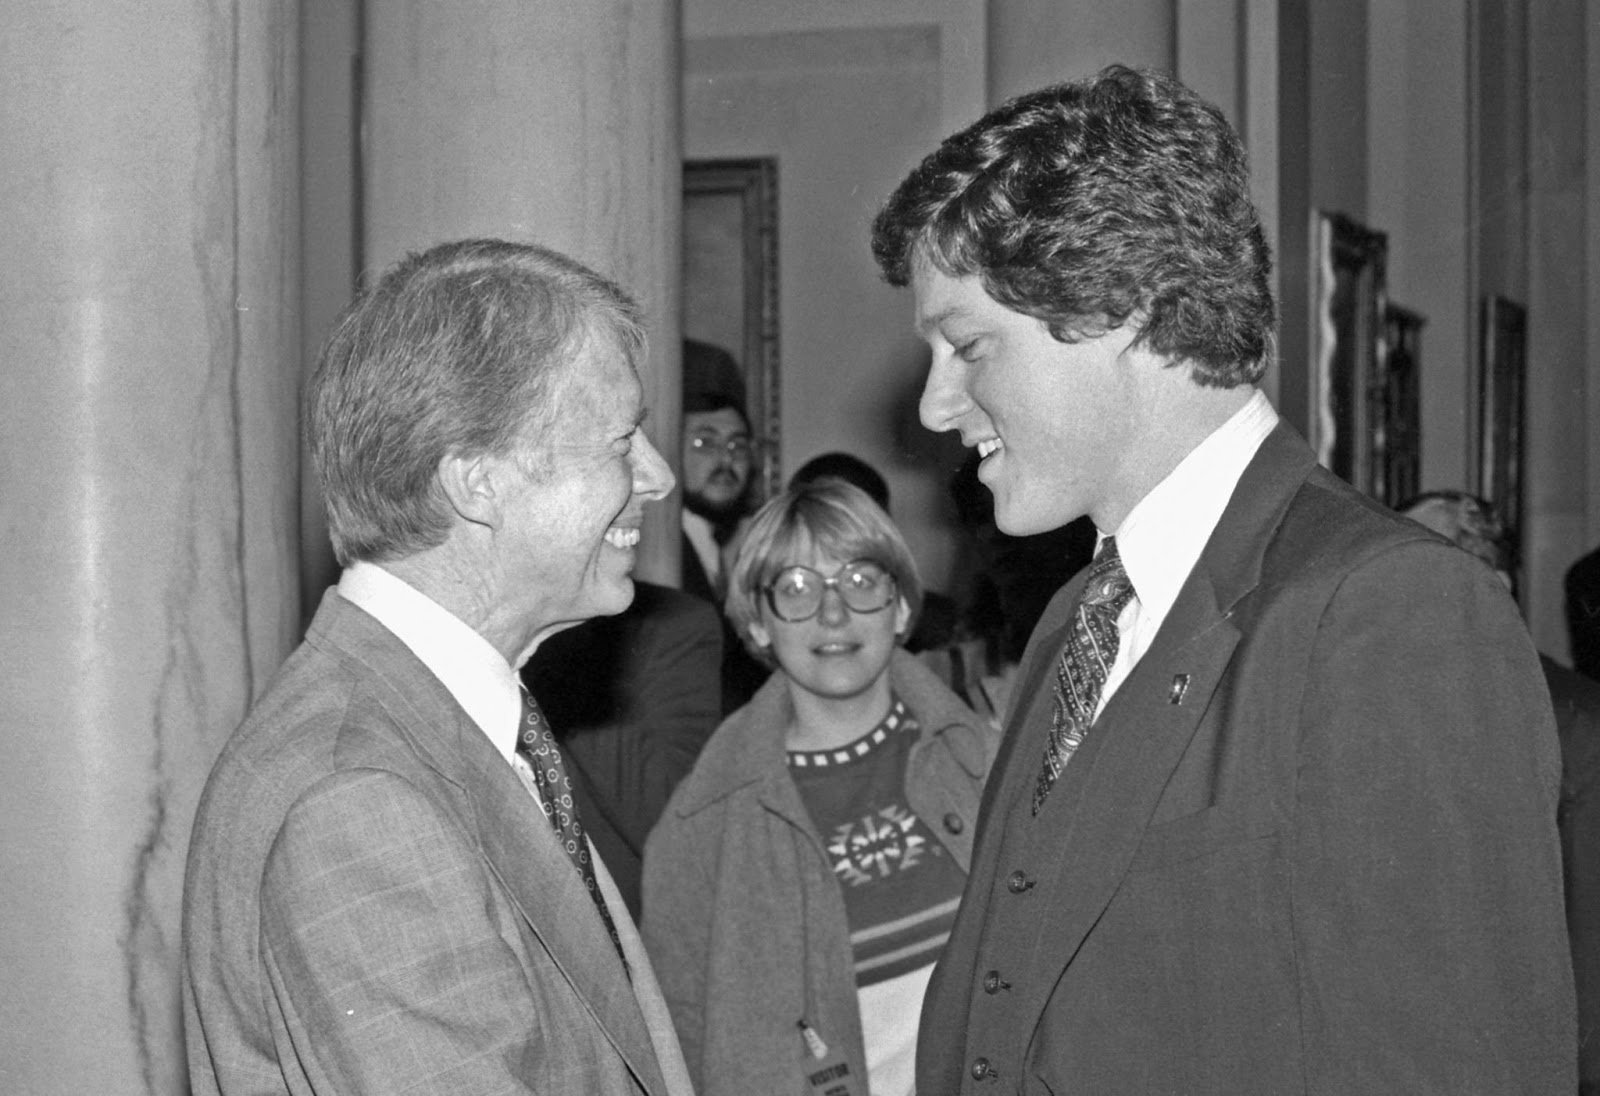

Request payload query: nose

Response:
[633,430,675,502]
[919,352,968,434]
[817,585,851,627]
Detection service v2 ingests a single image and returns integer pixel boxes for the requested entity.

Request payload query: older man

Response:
[182,239,692,1096]
[872,65,1573,1094]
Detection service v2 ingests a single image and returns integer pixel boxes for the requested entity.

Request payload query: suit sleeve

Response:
[1292,541,1575,1093]
[260,769,544,1095]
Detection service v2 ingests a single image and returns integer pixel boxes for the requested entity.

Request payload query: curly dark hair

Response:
[871,64,1274,388]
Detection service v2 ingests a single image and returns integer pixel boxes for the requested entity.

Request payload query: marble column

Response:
[0,5,300,1094]
[362,0,684,585]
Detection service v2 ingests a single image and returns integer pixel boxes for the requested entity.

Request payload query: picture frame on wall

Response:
[1309,210,1389,497]
[1476,295,1528,578]
[1375,303,1425,508]
[683,158,781,501]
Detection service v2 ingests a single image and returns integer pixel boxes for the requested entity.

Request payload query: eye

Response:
[845,562,887,589]
[952,335,984,363]
[773,568,813,597]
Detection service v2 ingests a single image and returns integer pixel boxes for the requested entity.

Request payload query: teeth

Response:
[604,527,640,549]
[977,439,1002,459]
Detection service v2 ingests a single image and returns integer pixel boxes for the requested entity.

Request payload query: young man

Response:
[871,64,1574,1094]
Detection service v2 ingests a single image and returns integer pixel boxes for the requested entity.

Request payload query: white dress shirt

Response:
[337,561,523,765]
[1096,389,1279,713]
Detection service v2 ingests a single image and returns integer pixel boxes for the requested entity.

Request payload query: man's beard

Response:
[684,487,746,542]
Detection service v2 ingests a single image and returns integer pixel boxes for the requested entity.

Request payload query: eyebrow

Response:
[915,305,966,338]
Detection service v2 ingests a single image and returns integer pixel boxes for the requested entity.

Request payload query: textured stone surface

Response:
[0,4,300,1092]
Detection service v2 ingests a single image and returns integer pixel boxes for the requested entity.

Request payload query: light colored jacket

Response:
[642,650,997,1096]
[183,590,692,1096]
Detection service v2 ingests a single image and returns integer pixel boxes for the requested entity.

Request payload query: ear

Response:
[437,450,503,529]
[893,595,912,637]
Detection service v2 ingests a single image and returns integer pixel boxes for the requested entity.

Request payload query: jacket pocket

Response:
[1127,802,1279,872]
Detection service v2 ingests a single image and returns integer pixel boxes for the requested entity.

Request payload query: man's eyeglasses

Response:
[762,559,897,623]
[687,434,753,461]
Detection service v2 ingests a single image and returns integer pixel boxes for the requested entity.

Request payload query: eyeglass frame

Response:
[686,432,754,461]
[760,558,899,623]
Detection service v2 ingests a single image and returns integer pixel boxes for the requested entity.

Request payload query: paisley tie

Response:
[1032,537,1135,815]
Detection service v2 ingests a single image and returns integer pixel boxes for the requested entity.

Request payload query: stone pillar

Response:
[362,0,684,585]
[0,5,300,1094]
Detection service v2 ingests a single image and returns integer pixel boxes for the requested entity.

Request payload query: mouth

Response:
[812,641,861,657]
[603,525,641,551]
[975,437,1003,460]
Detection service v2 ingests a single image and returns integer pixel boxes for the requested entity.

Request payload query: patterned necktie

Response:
[1032,536,1136,815]
[515,686,626,965]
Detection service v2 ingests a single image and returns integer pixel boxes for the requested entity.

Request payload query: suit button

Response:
[982,970,1009,994]
[943,812,964,835]
[971,1056,992,1080]
[1007,869,1034,893]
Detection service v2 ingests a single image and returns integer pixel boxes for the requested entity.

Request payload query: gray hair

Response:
[309,239,645,565]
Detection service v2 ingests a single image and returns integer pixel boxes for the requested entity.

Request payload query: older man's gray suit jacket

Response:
[183,589,689,1096]
[918,424,1576,1095]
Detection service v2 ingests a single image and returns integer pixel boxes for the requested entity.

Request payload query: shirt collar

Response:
[1112,389,1279,624]
[337,561,524,763]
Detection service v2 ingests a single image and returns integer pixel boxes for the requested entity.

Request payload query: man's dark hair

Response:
[309,238,644,565]
[871,64,1274,387]
[789,451,891,513]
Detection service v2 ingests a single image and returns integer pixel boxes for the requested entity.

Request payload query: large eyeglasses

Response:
[763,559,897,623]
[688,433,753,461]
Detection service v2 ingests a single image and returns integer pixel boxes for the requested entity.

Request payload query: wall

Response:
[1524,0,1594,660]
[683,11,984,594]
[988,0,1172,103]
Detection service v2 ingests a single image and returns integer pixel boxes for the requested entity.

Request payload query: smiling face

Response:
[492,327,674,647]
[912,263,1142,536]
[748,546,911,706]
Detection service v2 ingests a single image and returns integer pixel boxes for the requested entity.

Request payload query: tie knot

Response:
[1083,536,1133,611]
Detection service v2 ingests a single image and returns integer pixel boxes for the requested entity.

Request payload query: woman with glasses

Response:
[642,477,997,1096]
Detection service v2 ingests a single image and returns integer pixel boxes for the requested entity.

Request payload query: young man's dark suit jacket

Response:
[183,589,687,1096]
[918,423,1575,1095]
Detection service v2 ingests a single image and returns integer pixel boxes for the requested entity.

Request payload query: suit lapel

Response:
[985,424,1316,1033]
[474,756,669,1093]
[1003,568,1241,1027]
[313,593,667,1094]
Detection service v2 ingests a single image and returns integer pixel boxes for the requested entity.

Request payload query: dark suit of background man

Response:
[871,64,1574,1094]
[1568,543,1600,682]
[521,580,723,919]
[182,239,694,1095]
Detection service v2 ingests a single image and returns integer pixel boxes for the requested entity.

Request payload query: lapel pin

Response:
[1168,674,1191,705]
